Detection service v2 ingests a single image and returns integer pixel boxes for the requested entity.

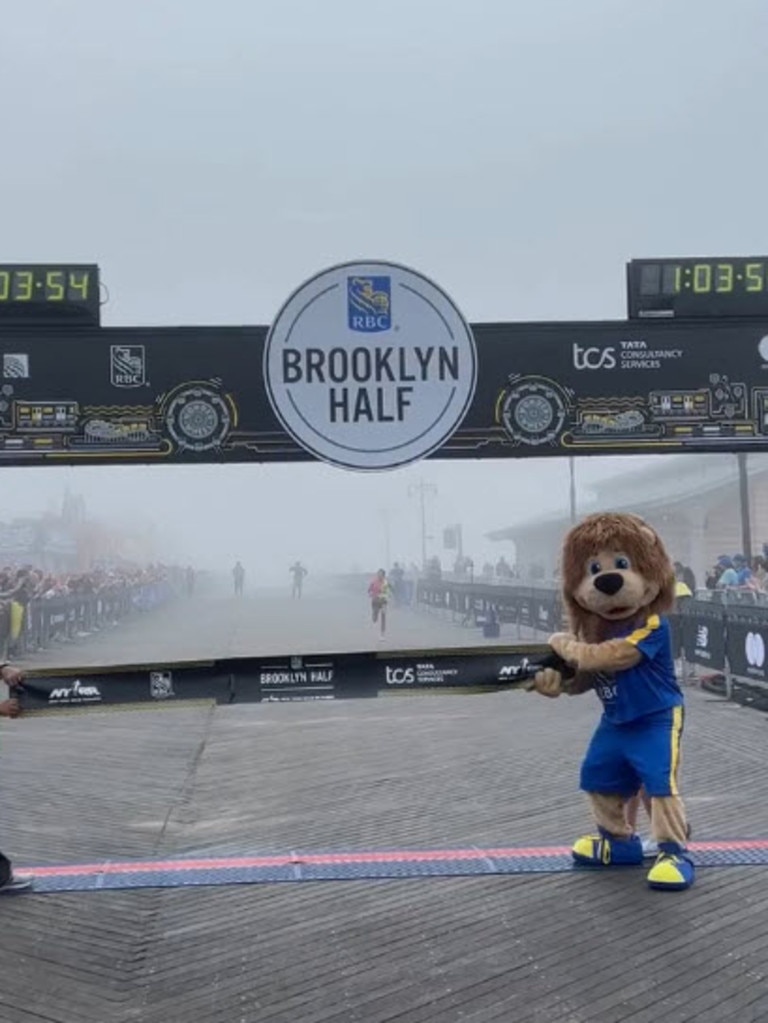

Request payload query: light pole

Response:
[380,508,392,569]
[408,479,437,570]
[569,456,577,525]
[737,452,752,560]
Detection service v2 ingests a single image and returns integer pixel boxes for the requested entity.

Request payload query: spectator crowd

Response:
[703,552,768,594]
[0,562,188,659]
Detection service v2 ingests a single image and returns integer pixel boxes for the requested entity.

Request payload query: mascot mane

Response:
[560,512,676,639]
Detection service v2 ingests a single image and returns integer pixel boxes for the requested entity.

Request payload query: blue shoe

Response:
[572,828,643,867]
[646,841,695,891]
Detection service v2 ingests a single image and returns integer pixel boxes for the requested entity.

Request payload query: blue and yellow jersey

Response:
[592,614,683,725]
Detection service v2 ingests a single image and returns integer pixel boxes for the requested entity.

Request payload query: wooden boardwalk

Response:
[0,681,766,1022]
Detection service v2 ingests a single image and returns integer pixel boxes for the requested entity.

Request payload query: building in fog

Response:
[486,455,768,586]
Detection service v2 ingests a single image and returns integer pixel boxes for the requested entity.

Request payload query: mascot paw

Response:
[533,667,562,698]
[548,632,578,662]
[646,843,695,891]
[572,830,643,867]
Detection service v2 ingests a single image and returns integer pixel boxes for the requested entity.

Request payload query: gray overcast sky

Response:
[0,0,766,575]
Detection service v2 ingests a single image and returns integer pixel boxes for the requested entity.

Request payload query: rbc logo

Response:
[347,276,391,333]
[110,345,147,387]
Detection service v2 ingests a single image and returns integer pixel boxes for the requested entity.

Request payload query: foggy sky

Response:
[1,0,766,579]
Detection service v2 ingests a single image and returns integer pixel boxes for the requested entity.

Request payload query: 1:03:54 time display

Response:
[653,261,768,296]
[0,268,92,303]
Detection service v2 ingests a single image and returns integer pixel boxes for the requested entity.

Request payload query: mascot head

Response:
[561,512,675,636]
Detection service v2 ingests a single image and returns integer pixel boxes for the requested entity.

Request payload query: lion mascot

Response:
[533,512,695,892]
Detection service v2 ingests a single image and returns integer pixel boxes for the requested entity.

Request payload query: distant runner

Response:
[290,561,307,600]
[368,569,391,638]
[233,561,245,597]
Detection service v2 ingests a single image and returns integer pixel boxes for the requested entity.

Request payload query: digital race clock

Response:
[627,257,768,319]
[0,264,100,324]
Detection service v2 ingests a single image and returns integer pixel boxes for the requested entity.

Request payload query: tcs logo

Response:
[385,666,415,685]
[572,344,617,371]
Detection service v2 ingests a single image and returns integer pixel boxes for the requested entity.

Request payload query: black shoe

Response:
[0,873,33,894]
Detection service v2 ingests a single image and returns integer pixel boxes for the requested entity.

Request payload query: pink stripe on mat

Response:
[21,838,768,878]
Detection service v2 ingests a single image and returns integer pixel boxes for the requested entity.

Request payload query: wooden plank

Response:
[0,674,766,1022]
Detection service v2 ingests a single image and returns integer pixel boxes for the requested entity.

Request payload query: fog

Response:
[0,0,766,656]
[0,454,680,579]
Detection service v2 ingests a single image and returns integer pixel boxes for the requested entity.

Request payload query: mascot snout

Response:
[593,572,624,596]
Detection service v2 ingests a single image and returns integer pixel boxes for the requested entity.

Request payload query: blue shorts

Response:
[580,705,685,799]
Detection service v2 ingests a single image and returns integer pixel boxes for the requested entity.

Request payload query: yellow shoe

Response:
[646,843,695,891]
[572,830,643,867]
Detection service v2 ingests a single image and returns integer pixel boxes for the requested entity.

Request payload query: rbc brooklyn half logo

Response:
[263,260,477,471]
[347,276,391,333]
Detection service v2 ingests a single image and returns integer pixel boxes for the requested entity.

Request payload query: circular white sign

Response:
[263,261,477,471]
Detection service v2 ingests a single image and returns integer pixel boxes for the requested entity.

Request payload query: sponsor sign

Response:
[48,679,102,706]
[726,616,768,683]
[110,345,147,387]
[263,261,478,470]
[681,604,726,671]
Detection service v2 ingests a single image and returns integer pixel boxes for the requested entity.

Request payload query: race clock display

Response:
[0,265,100,324]
[628,257,768,319]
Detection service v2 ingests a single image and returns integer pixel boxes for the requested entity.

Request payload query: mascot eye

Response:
[615,556,631,570]
[589,561,602,575]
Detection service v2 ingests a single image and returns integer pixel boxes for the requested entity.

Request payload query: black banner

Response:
[234,653,345,703]
[19,666,232,710]
[17,645,560,711]
[680,602,727,671]
[2,319,768,467]
[227,646,561,702]
[371,648,553,692]
[724,612,768,685]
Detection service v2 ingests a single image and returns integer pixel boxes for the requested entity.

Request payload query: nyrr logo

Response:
[48,679,102,704]
[498,659,532,680]
[385,666,415,685]
[572,344,617,371]
[110,345,146,387]
[696,625,709,649]
[347,276,391,333]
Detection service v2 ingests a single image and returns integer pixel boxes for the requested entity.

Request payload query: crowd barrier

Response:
[415,578,565,636]
[414,578,768,711]
[0,580,180,661]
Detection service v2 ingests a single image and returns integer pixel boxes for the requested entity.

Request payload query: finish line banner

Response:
[1,259,768,470]
[16,646,555,711]
[17,667,232,710]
